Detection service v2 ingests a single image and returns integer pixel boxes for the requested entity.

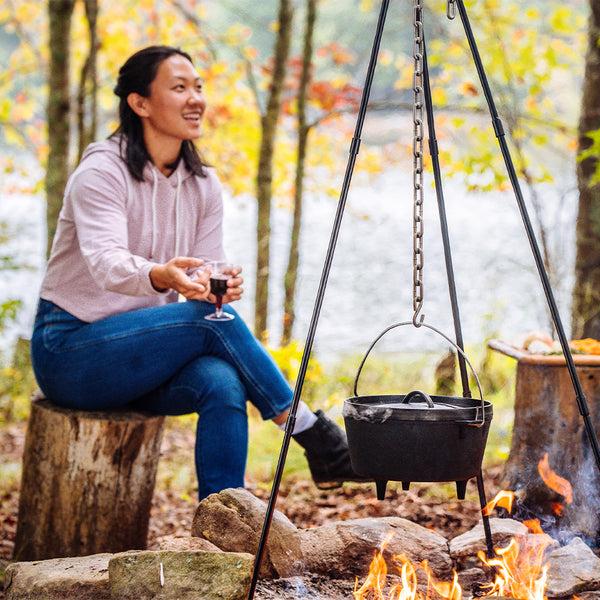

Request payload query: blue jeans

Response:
[31,298,293,499]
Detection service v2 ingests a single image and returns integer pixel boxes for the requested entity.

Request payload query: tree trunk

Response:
[254,0,294,340]
[573,0,600,339]
[14,395,165,561]
[46,0,75,258]
[77,0,99,162]
[281,0,317,347]
[490,341,600,541]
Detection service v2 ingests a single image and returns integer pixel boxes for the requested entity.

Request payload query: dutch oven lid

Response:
[343,390,493,423]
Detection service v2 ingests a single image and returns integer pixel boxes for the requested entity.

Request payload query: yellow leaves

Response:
[377,50,393,67]
[525,8,540,20]
[10,94,36,123]
[224,24,252,45]
[431,87,447,107]
[359,0,378,12]
[13,1,43,27]
[242,47,258,61]
[550,7,575,34]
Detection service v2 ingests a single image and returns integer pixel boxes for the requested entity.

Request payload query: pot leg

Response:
[375,479,388,500]
[456,479,468,499]
[402,481,411,491]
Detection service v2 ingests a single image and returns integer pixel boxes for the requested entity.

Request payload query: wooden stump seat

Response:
[489,340,600,541]
[14,391,166,561]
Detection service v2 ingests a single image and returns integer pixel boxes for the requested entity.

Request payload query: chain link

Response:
[412,0,425,326]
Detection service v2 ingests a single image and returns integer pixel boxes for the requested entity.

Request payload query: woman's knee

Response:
[182,356,247,411]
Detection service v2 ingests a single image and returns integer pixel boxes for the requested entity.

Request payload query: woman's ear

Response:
[127,93,149,117]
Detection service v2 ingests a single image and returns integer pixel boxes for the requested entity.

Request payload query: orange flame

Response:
[354,519,554,600]
[354,460,574,600]
[538,453,573,504]
[477,520,554,600]
[353,533,462,600]
[482,489,514,516]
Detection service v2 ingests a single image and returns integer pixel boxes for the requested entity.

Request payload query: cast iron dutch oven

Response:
[342,323,493,499]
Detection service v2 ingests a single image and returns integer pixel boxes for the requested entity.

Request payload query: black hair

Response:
[111,45,208,181]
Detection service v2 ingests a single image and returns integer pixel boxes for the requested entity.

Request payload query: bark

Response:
[14,395,165,561]
[254,0,294,340]
[573,0,600,339]
[45,0,75,258]
[281,0,317,347]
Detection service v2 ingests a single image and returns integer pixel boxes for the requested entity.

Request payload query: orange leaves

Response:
[308,80,361,114]
[316,41,356,67]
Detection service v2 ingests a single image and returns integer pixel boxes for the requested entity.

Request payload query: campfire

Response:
[352,455,574,600]
[353,532,463,600]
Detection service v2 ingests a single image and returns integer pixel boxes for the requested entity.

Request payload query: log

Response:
[489,340,600,541]
[13,392,166,561]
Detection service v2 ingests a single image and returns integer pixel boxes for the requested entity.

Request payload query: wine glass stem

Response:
[215,296,223,318]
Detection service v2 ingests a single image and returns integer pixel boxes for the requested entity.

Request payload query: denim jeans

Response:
[31,298,293,499]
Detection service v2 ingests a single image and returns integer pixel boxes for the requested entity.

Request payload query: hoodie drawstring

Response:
[150,167,158,259]
[175,170,182,257]
[150,166,183,260]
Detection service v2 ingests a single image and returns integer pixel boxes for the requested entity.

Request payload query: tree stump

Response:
[489,340,600,543]
[13,391,166,561]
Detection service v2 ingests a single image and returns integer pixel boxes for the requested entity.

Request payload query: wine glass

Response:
[204,261,235,321]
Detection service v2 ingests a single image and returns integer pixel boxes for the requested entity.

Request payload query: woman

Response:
[31,45,361,500]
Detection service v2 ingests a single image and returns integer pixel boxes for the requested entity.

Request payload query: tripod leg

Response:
[246,0,393,597]
[476,470,495,559]
[453,0,600,477]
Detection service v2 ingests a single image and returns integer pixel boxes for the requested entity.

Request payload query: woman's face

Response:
[132,54,207,146]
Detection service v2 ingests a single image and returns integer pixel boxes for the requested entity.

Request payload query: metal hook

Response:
[447,0,456,20]
[412,307,425,327]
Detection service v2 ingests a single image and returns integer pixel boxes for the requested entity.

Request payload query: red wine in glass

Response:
[205,262,235,321]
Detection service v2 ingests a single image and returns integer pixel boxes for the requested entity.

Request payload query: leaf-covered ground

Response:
[0,421,503,599]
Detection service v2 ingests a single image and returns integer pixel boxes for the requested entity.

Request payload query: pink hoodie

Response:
[40,137,226,322]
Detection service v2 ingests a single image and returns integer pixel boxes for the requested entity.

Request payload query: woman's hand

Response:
[208,265,243,305]
[150,257,210,300]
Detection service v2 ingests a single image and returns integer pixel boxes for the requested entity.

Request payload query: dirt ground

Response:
[0,422,503,599]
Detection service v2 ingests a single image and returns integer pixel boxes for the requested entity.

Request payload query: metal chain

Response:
[412,0,425,326]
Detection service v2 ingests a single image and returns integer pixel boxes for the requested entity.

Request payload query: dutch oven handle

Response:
[352,320,487,427]
[402,390,435,408]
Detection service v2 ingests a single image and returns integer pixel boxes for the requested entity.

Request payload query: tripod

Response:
[246,1,600,597]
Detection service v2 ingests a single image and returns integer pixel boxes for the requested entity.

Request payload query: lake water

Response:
[0,162,577,362]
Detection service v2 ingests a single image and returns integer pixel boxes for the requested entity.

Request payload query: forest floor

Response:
[0,418,504,599]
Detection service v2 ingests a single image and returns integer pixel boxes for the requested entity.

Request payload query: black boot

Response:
[292,410,368,490]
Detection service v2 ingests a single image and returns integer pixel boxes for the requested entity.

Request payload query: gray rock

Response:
[4,553,111,600]
[191,488,302,578]
[108,550,253,600]
[449,518,529,561]
[297,516,452,580]
[576,592,600,600]
[157,535,222,553]
[546,537,600,598]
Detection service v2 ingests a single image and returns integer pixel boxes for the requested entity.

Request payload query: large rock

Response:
[4,553,111,600]
[449,517,564,577]
[546,537,600,598]
[108,550,253,600]
[298,516,453,580]
[157,536,222,553]
[191,488,302,578]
